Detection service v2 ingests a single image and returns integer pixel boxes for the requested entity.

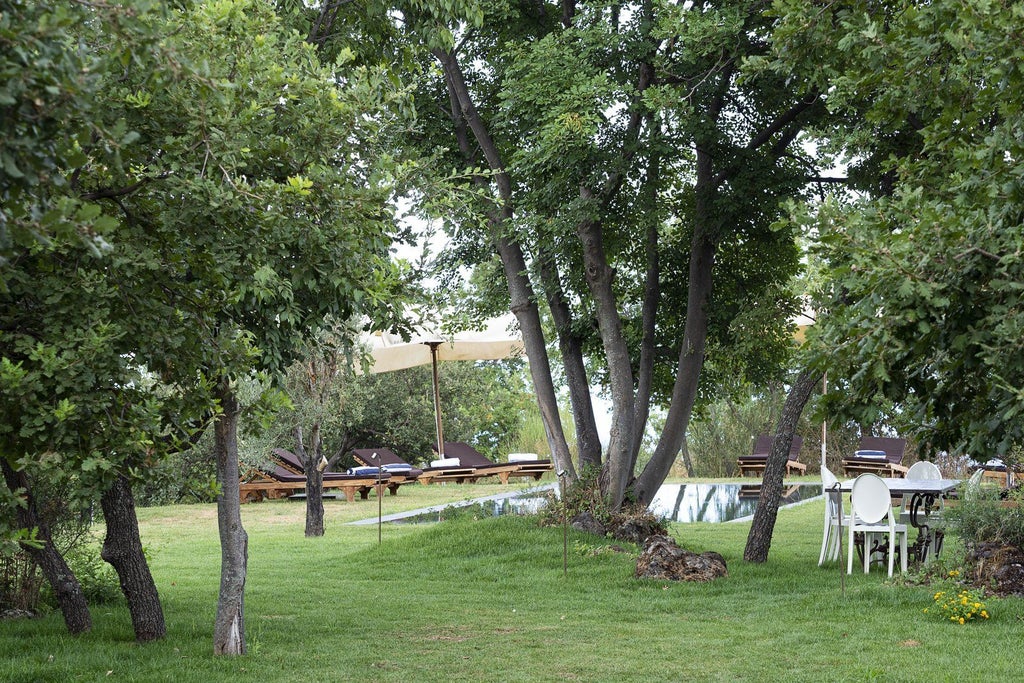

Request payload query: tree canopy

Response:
[770,0,1024,461]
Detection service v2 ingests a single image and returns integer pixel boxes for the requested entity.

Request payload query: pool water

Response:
[649,483,824,523]
[369,482,823,525]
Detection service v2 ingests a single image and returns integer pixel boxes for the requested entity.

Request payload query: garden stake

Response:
[374,452,382,545]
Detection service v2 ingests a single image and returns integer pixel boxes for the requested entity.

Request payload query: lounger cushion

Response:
[431,457,461,468]
[854,450,887,459]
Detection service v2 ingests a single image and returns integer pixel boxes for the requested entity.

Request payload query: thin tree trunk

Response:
[435,46,577,480]
[100,474,165,642]
[578,211,635,509]
[679,436,695,477]
[538,249,602,469]
[634,214,717,507]
[1,460,91,634]
[213,382,247,655]
[629,147,662,470]
[743,367,823,563]
[295,424,325,537]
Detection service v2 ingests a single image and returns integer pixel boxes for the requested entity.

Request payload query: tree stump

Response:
[635,534,728,582]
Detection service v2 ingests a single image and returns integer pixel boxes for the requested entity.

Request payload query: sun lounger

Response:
[238,449,391,503]
[736,434,806,477]
[351,447,423,496]
[841,437,909,478]
[428,441,554,484]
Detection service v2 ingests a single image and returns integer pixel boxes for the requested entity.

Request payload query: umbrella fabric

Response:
[359,314,524,457]
[364,315,523,373]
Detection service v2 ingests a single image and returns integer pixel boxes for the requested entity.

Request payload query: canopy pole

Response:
[429,342,445,457]
[821,371,828,470]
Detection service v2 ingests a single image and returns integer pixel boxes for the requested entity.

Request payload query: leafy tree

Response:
[400,0,826,509]
[770,0,1024,463]
[0,0,166,280]
[78,0,411,654]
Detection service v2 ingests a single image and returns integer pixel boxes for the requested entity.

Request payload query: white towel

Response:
[431,457,461,468]
[508,453,540,462]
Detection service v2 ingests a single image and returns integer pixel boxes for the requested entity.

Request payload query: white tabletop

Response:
[835,478,961,494]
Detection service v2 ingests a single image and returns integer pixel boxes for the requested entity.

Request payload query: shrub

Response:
[925,572,991,624]
[39,538,121,607]
[945,486,1024,549]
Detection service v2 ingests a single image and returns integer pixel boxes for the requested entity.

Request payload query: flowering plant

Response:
[924,572,990,624]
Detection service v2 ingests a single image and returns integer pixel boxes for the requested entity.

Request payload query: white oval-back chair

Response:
[818,465,850,566]
[848,473,908,577]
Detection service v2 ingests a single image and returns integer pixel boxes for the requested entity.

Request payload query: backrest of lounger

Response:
[751,434,803,460]
[272,448,305,474]
[352,447,407,468]
[440,441,495,467]
[857,436,907,464]
[751,434,773,457]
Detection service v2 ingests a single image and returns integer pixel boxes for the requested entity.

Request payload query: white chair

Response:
[961,468,985,500]
[818,465,850,566]
[898,460,943,524]
[848,473,908,577]
[905,460,942,480]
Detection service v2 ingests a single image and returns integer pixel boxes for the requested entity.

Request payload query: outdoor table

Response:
[838,478,961,564]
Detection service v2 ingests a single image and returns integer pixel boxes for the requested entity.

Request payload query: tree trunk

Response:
[1,460,91,634]
[629,148,662,470]
[213,382,247,655]
[679,436,695,478]
[100,474,165,642]
[743,367,823,563]
[538,249,602,470]
[435,45,577,480]
[295,424,325,537]
[578,212,636,509]
[633,212,717,507]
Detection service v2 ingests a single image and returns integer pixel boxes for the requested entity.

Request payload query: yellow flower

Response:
[959,617,965,624]
[981,611,989,619]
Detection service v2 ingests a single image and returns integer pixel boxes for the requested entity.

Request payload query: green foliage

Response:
[770,0,1024,459]
[40,539,121,608]
[134,443,219,507]
[0,0,167,277]
[945,488,1024,550]
[926,579,991,625]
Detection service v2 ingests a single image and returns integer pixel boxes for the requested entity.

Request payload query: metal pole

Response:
[374,452,382,545]
[821,371,828,470]
[558,470,567,577]
[428,342,445,457]
[833,481,845,596]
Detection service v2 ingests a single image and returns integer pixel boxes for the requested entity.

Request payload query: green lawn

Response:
[2,479,1021,682]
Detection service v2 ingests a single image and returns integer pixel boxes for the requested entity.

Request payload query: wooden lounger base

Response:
[737,460,808,477]
[497,464,554,484]
[841,461,909,478]
[239,479,391,503]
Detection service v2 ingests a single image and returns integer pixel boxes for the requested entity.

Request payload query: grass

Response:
[2,477,1022,682]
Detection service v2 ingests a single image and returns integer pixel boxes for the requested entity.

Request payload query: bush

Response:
[945,486,1024,548]
[40,538,121,608]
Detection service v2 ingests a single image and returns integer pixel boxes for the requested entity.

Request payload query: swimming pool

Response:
[354,482,824,525]
[648,483,823,523]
